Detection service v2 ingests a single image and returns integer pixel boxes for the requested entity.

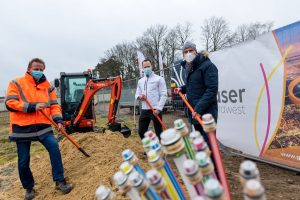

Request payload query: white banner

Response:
[211,21,300,169]
[137,50,145,77]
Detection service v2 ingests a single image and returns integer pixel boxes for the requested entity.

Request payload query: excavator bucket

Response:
[108,123,131,138]
[120,125,131,138]
[108,122,121,132]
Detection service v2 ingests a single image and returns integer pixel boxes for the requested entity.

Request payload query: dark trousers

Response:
[16,134,64,189]
[138,109,163,140]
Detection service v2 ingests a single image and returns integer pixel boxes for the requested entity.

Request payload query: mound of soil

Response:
[0,131,299,200]
[0,132,150,200]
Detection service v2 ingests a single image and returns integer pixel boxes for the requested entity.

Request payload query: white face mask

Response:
[184,52,196,63]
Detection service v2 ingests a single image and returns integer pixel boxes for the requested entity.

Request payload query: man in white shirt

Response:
[135,59,168,140]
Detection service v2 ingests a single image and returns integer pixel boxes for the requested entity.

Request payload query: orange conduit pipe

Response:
[178,91,231,199]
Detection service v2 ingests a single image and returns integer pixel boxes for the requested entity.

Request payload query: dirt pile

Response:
[0,131,299,200]
[1,132,150,200]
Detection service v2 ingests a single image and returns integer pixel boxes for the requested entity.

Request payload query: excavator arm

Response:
[72,76,122,128]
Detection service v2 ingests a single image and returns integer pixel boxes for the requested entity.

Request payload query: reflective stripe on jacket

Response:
[5,72,62,141]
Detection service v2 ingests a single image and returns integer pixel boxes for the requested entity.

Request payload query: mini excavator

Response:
[54,70,131,137]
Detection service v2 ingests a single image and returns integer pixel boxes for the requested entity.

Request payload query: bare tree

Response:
[234,22,274,43]
[136,24,168,70]
[201,16,233,52]
[247,22,273,40]
[162,29,179,67]
[235,24,248,43]
[96,19,275,80]
[174,22,193,48]
[105,41,138,79]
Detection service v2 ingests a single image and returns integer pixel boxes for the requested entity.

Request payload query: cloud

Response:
[0,0,299,94]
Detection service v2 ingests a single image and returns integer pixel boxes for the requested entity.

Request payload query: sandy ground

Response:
[0,109,299,199]
[0,132,148,200]
[0,130,299,200]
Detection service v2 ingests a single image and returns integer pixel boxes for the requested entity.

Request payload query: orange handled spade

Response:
[144,98,167,130]
[40,110,90,157]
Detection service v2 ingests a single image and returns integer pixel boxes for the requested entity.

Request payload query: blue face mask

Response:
[144,67,152,77]
[31,70,43,80]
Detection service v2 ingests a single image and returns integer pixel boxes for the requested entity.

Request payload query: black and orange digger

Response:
[54,70,131,137]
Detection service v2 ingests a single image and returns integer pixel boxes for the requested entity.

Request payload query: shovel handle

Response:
[40,110,90,157]
[178,92,203,127]
[144,98,167,130]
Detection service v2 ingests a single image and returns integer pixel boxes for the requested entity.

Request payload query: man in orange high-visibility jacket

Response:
[5,58,73,200]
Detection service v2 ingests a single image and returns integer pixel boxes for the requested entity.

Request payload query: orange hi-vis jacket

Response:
[5,72,62,141]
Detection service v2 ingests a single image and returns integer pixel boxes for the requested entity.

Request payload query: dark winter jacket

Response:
[181,53,218,124]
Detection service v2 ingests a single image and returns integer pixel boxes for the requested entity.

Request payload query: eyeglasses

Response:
[183,49,195,54]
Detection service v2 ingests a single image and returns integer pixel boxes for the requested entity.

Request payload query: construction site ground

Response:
[0,109,299,200]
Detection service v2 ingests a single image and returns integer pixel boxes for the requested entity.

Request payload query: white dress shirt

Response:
[135,73,167,111]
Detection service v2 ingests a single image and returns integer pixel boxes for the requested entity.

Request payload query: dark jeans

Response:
[138,109,163,140]
[16,134,64,189]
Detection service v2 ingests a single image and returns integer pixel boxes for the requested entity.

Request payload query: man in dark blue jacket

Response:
[175,41,218,148]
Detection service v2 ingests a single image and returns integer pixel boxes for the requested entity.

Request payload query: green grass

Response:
[0,127,46,165]
[0,112,50,165]
[0,112,138,165]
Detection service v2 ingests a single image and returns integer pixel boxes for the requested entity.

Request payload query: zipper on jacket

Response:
[146,77,148,98]
[144,77,148,98]
[34,86,38,135]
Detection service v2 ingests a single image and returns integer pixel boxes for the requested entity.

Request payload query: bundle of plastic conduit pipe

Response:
[113,171,141,200]
[177,91,231,199]
[160,128,199,198]
[147,149,186,199]
[239,160,267,200]
[95,185,116,200]
[160,123,227,199]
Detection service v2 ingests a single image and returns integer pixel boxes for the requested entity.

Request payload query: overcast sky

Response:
[0,0,299,95]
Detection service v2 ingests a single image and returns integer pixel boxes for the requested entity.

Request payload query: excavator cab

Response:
[57,71,94,133]
[55,71,131,137]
